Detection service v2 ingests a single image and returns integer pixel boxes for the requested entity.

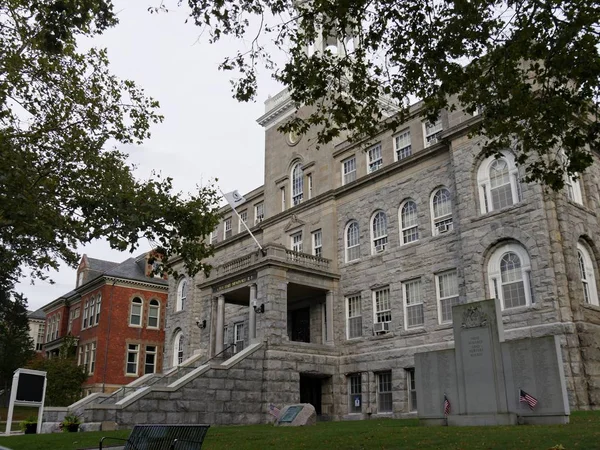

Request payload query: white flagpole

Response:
[219,188,265,254]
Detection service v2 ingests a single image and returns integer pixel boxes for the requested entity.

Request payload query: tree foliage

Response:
[0,0,220,288]
[178,0,600,189]
[0,287,34,397]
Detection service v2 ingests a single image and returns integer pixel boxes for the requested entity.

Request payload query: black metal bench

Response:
[99,424,210,450]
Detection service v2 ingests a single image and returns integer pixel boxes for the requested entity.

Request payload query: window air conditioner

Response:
[437,223,449,233]
[375,244,386,253]
[373,322,390,334]
[428,137,438,145]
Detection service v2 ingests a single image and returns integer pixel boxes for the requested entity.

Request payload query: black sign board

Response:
[16,373,45,403]
[279,405,303,423]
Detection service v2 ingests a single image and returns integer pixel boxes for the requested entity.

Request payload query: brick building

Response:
[41,252,168,394]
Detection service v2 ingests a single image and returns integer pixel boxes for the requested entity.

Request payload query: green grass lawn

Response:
[0,411,598,450]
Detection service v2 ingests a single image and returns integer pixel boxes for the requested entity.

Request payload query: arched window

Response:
[130,297,143,326]
[176,278,187,312]
[173,330,183,367]
[577,242,599,306]
[477,151,521,213]
[291,162,304,206]
[148,299,160,328]
[431,188,453,235]
[487,243,532,309]
[400,200,419,244]
[371,211,388,253]
[345,220,360,262]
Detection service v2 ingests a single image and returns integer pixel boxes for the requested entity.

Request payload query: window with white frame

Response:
[373,287,391,324]
[348,373,362,413]
[346,295,362,339]
[577,242,599,306]
[126,344,139,375]
[394,130,412,160]
[78,346,84,366]
[130,297,142,326]
[68,308,77,333]
[291,231,303,253]
[83,300,89,329]
[377,371,393,413]
[145,345,157,374]
[307,174,313,199]
[403,279,424,328]
[291,162,304,206]
[234,322,245,353]
[176,278,187,312]
[488,243,532,309]
[345,221,360,262]
[89,342,96,374]
[406,368,417,411]
[400,200,419,244]
[312,230,322,257]
[238,210,248,232]
[224,217,232,239]
[565,174,583,204]
[424,118,443,147]
[89,296,96,327]
[210,226,218,244]
[254,203,264,224]
[148,299,160,328]
[342,156,357,185]
[36,324,44,351]
[436,270,459,323]
[431,188,453,235]
[84,343,90,372]
[372,211,388,253]
[281,187,286,211]
[367,144,383,173]
[477,151,521,213]
[95,295,101,325]
[173,330,183,367]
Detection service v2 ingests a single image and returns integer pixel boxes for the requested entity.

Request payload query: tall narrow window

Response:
[126,344,139,375]
[377,372,393,413]
[346,295,362,339]
[89,342,96,374]
[477,151,520,214]
[342,156,357,185]
[238,210,248,232]
[95,295,101,325]
[291,162,304,206]
[488,243,532,309]
[373,287,391,324]
[577,242,599,306]
[148,299,160,328]
[307,174,313,199]
[403,279,424,328]
[400,200,419,244]
[371,211,388,253]
[281,187,286,211]
[145,345,157,374]
[234,322,245,353]
[176,278,187,312]
[224,217,232,239]
[254,202,264,224]
[436,270,459,323]
[345,221,360,262]
[312,230,322,257]
[84,343,90,373]
[291,231,303,253]
[394,130,412,160]
[406,368,417,411]
[431,188,453,235]
[349,374,362,413]
[173,331,183,367]
[566,174,583,205]
[367,144,383,173]
[424,119,443,147]
[210,226,218,244]
[89,297,96,327]
[83,300,89,329]
[130,298,142,326]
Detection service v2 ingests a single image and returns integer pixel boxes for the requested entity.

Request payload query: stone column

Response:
[325,291,334,345]
[249,284,257,342]
[215,295,225,354]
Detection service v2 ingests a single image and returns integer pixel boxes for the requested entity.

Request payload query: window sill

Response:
[125,374,138,377]
[429,229,457,241]
[565,200,597,216]
[433,323,453,331]
[172,310,186,315]
[400,327,427,337]
[470,202,526,223]
[581,303,600,312]
[500,302,548,316]
[128,324,142,329]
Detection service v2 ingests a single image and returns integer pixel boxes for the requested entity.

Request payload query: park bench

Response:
[99,424,210,450]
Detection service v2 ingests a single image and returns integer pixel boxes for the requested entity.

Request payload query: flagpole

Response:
[219,187,265,255]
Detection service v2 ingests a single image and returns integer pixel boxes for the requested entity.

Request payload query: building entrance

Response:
[299,374,322,415]
[290,307,310,342]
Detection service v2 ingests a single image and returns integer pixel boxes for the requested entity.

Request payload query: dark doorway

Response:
[300,375,322,414]
[290,307,310,343]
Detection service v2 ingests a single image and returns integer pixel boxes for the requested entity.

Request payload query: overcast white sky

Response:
[18,1,283,311]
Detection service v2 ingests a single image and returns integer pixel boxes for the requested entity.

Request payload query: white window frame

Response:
[234,322,244,353]
[89,342,96,375]
[307,173,313,199]
[348,373,362,414]
[126,343,140,376]
[95,295,101,325]
[223,217,232,239]
[342,156,357,185]
[291,231,303,253]
[145,345,157,375]
[83,300,89,329]
[400,200,419,245]
[89,296,96,327]
[566,174,583,205]
[423,118,443,147]
[371,211,388,254]
[148,299,160,328]
[346,295,362,339]
[477,151,520,214]
[254,202,264,224]
[281,186,286,211]
[377,371,393,413]
[312,230,322,258]
[345,220,360,262]
[430,187,453,236]
[403,279,424,329]
[373,287,391,324]
[488,243,532,310]
[291,162,304,206]
[173,330,183,367]
[238,210,248,233]
[436,270,459,324]
[367,144,383,173]
[394,129,412,161]
[129,297,143,327]
[577,242,599,306]
[176,278,187,312]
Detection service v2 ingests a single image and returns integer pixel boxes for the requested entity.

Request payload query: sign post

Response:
[5,368,47,435]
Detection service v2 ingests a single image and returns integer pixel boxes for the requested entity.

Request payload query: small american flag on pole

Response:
[268,403,281,418]
[519,389,538,410]
[443,394,451,416]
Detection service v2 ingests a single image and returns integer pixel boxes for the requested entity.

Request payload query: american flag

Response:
[519,389,538,410]
[268,403,281,418]
[443,394,451,416]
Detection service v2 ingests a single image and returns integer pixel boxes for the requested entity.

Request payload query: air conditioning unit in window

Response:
[373,322,390,334]
[428,137,438,145]
[375,244,386,253]
[437,223,450,233]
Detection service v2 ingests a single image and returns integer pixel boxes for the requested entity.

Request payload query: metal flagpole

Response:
[219,188,265,255]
